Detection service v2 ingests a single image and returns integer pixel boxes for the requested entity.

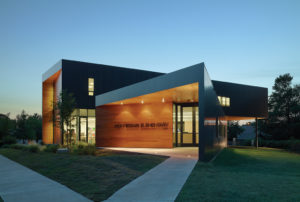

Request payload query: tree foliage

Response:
[0,113,15,140]
[263,73,300,140]
[15,110,42,143]
[228,121,245,141]
[53,90,76,146]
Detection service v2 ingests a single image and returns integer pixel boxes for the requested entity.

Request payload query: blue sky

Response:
[0,0,299,118]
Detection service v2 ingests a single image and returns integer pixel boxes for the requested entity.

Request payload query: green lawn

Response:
[176,147,300,202]
[0,148,166,202]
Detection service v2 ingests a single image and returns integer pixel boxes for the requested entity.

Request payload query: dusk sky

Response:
[0,0,299,118]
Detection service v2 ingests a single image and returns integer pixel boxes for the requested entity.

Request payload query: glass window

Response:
[80,109,88,116]
[88,78,94,96]
[80,117,87,141]
[88,109,95,117]
[88,117,96,144]
[225,97,230,107]
[218,96,230,107]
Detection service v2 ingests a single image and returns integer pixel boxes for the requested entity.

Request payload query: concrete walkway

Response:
[0,155,91,202]
[105,148,198,202]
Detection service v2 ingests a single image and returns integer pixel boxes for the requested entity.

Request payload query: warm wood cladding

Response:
[42,70,61,144]
[96,103,173,148]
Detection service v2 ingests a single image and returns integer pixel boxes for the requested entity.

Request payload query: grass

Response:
[0,148,166,202]
[176,147,300,202]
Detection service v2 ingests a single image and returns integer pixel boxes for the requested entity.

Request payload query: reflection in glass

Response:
[88,117,95,144]
[80,117,87,141]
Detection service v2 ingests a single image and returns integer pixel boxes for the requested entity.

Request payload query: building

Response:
[42,59,268,161]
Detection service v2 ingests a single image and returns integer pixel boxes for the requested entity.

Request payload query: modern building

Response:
[42,59,268,161]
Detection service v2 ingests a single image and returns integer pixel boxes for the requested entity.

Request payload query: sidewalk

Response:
[0,155,91,202]
[106,157,197,202]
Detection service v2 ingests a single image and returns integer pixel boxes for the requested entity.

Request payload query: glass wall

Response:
[64,108,96,144]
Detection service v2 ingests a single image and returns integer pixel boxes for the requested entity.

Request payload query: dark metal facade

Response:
[199,66,227,161]
[61,59,163,109]
[212,80,268,118]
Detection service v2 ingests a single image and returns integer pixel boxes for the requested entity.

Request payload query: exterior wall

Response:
[212,80,268,118]
[42,82,54,144]
[53,73,62,144]
[199,67,227,161]
[42,70,62,144]
[96,103,173,148]
[62,60,163,109]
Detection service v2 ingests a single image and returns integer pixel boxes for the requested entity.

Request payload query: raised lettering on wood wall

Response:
[96,103,173,148]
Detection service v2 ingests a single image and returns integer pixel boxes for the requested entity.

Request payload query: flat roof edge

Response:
[42,60,62,82]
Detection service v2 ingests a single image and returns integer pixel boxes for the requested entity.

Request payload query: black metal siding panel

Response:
[199,67,227,162]
[61,60,163,109]
[212,80,268,118]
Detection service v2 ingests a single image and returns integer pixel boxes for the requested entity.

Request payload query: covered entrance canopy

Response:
[95,63,268,161]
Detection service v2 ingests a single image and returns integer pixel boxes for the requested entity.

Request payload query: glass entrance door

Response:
[174,104,198,146]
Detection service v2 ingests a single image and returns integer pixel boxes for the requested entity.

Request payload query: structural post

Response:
[255,117,258,149]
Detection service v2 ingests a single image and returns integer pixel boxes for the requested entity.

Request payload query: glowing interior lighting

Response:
[121,102,123,105]
[162,98,165,103]
[141,100,144,104]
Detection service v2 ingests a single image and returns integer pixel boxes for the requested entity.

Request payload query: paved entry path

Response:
[105,148,198,202]
[0,155,91,202]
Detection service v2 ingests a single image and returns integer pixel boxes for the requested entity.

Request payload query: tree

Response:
[263,73,300,139]
[53,90,76,146]
[15,111,42,143]
[0,113,15,140]
[269,74,295,123]
[227,121,245,141]
[15,110,29,143]
[27,113,42,142]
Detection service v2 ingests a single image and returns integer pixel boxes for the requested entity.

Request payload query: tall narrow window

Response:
[88,78,94,96]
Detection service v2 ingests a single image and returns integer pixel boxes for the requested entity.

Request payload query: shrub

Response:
[1,144,11,148]
[44,144,59,153]
[28,145,40,153]
[2,136,17,145]
[71,142,96,155]
[10,144,28,151]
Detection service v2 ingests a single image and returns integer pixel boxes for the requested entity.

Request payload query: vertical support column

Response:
[86,112,89,143]
[180,106,183,145]
[256,117,258,149]
[192,106,196,145]
[175,104,178,147]
[216,117,219,138]
[198,70,205,161]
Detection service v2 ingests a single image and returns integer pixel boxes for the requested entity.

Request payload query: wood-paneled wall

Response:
[42,70,61,144]
[42,82,53,144]
[96,103,173,148]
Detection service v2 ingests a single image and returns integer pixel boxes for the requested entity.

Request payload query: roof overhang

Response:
[96,63,205,106]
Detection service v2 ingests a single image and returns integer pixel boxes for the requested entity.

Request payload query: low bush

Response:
[28,145,40,153]
[2,136,17,145]
[71,142,96,155]
[44,144,59,153]
[10,144,28,151]
[8,144,40,153]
